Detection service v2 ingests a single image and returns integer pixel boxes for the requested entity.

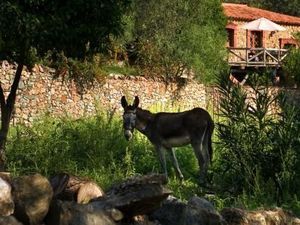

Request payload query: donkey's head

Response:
[121,96,139,141]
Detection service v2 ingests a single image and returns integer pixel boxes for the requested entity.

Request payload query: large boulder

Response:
[45,174,170,225]
[149,196,186,225]
[184,196,225,225]
[45,200,122,225]
[12,173,53,225]
[0,177,14,216]
[91,174,172,218]
[150,196,225,225]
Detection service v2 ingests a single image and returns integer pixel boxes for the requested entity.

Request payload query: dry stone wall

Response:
[0,62,209,125]
[2,61,300,126]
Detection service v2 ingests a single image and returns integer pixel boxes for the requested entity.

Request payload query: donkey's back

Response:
[146,108,213,151]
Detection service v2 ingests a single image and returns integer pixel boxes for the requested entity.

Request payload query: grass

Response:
[5,108,201,197]
[102,63,139,76]
[5,107,300,215]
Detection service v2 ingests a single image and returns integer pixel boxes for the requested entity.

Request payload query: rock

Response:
[12,174,53,225]
[131,215,161,225]
[184,196,225,225]
[45,174,170,224]
[91,174,171,218]
[0,172,12,184]
[1,60,10,70]
[45,199,121,225]
[221,207,300,225]
[149,196,186,225]
[77,182,105,204]
[0,177,14,216]
[150,196,225,225]
[0,216,23,225]
[220,208,245,225]
[50,173,105,203]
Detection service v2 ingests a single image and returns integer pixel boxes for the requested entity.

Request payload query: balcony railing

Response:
[227,47,289,67]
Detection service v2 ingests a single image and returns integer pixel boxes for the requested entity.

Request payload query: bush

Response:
[283,48,300,85]
[214,72,300,206]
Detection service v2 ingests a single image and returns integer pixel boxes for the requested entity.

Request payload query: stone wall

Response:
[0,62,210,125]
[2,62,300,125]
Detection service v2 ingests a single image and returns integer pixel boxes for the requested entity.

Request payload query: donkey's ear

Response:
[121,96,128,108]
[133,96,139,108]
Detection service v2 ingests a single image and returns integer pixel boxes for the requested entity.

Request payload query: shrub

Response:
[214,72,300,206]
[283,48,300,85]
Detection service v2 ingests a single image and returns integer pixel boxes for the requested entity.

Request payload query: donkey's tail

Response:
[207,118,214,162]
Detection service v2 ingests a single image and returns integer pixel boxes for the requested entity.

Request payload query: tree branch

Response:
[0,84,5,109]
[6,63,23,110]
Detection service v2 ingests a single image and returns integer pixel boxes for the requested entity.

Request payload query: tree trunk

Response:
[0,63,23,171]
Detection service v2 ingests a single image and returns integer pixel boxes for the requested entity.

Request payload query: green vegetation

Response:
[283,48,300,85]
[0,0,132,169]
[213,72,300,213]
[133,0,228,83]
[5,111,198,193]
[0,0,228,169]
[2,0,300,215]
[5,75,300,214]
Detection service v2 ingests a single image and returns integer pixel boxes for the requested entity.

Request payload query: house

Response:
[223,3,300,70]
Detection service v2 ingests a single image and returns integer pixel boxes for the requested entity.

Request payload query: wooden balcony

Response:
[227,47,289,67]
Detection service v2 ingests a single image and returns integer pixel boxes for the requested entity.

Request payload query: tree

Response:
[133,0,228,83]
[0,0,131,170]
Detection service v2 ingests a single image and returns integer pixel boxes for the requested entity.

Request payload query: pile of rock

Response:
[0,172,300,225]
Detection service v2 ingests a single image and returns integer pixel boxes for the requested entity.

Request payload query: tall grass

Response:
[6,109,199,193]
[6,92,300,214]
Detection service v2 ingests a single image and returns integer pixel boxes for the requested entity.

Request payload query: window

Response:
[226,23,237,48]
[250,31,263,48]
[280,38,299,49]
[226,28,235,47]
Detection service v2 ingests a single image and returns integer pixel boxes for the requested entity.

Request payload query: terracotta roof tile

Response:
[223,3,300,26]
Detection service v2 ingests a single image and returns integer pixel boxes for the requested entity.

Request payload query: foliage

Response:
[282,48,300,85]
[5,110,200,192]
[101,64,139,77]
[0,0,133,170]
[257,0,300,17]
[214,71,300,206]
[0,0,132,65]
[5,95,300,212]
[133,0,228,83]
[6,112,137,189]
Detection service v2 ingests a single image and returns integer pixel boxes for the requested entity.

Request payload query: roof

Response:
[223,3,300,26]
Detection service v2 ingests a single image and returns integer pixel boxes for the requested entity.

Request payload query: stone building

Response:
[223,3,300,50]
[223,3,300,77]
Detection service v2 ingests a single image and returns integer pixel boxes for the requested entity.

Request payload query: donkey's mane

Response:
[137,108,154,122]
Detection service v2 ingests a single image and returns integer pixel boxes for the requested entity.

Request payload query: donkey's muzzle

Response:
[124,130,133,141]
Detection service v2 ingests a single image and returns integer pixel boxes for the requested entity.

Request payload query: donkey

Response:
[121,96,214,184]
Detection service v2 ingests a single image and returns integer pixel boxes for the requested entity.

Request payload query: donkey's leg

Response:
[191,127,209,184]
[191,142,206,184]
[155,145,168,178]
[167,148,184,180]
[201,129,211,179]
